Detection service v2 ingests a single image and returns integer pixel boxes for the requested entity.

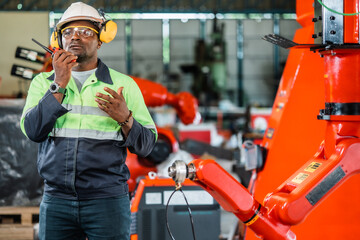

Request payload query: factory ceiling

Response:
[0,0,295,13]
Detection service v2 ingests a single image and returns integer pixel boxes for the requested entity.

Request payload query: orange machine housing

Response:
[246,1,360,239]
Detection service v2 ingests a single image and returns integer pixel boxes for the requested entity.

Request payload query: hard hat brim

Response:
[57,16,103,30]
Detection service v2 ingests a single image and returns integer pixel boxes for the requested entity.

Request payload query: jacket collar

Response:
[47,58,113,84]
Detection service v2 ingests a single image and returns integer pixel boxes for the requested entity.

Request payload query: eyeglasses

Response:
[61,26,99,39]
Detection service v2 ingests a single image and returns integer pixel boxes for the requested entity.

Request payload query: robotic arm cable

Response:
[165,188,197,240]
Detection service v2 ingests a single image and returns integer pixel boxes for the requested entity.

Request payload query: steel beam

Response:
[0,0,295,13]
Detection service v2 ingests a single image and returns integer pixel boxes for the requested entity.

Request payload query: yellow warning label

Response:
[245,214,260,226]
[304,162,322,173]
[266,128,274,139]
[291,173,309,184]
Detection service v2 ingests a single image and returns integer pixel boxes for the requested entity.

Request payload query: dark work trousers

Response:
[39,194,131,240]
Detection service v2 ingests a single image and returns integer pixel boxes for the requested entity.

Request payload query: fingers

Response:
[58,53,77,64]
[70,60,79,68]
[95,95,115,114]
[96,86,126,100]
[99,87,125,101]
[95,97,109,109]
[96,87,126,103]
[95,90,117,111]
[104,87,121,99]
[117,87,124,96]
[53,49,78,64]
[95,87,130,123]
[52,49,65,61]
[96,101,110,113]
[95,87,126,111]
[95,92,112,103]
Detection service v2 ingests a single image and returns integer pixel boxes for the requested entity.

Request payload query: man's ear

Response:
[97,40,103,49]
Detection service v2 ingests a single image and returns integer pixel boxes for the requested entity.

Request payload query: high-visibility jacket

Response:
[20,59,157,200]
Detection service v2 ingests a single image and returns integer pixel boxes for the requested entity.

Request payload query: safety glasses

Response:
[61,26,99,39]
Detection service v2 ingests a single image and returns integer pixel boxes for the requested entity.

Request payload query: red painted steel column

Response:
[344,0,359,43]
[324,50,360,103]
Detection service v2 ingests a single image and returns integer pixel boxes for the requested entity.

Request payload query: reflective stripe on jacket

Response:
[20,59,157,200]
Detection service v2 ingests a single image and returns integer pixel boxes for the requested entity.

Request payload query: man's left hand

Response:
[95,87,131,124]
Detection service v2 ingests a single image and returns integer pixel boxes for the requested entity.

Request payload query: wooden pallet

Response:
[0,206,39,240]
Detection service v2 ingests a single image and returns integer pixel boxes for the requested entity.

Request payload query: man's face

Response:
[61,20,102,63]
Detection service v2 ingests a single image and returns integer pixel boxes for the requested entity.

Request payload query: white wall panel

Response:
[131,20,163,82]
[0,12,49,97]
[243,19,274,106]
[170,20,200,74]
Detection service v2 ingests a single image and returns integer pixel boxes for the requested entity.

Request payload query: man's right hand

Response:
[52,49,78,88]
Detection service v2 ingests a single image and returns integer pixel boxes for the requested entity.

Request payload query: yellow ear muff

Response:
[99,20,117,43]
[50,31,60,49]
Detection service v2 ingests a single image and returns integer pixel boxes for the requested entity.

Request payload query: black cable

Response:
[165,188,197,240]
[166,189,177,240]
[180,189,197,240]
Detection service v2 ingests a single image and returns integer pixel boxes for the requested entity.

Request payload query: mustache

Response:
[69,40,82,47]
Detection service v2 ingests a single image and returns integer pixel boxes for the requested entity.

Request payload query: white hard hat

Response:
[56,2,104,30]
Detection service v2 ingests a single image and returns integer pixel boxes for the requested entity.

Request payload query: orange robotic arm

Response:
[132,76,199,125]
[168,159,296,240]
[168,134,360,239]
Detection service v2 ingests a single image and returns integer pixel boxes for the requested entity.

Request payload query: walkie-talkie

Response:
[31,38,76,62]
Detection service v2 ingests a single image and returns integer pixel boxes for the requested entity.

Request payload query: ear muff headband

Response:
[97,9,117,43]
[99,20,117,43]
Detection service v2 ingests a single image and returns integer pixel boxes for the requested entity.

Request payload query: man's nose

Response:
[70,31,81,40]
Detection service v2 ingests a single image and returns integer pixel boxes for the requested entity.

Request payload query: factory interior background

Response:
[0,4,298,107]
[3,0,360,240]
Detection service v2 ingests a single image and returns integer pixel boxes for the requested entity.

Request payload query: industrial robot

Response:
[168,0,360,239]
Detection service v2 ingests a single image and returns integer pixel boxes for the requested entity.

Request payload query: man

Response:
[20,2,157,239]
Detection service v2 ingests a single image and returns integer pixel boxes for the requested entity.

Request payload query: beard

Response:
[71,47,97,64]
[75,53,87,63]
